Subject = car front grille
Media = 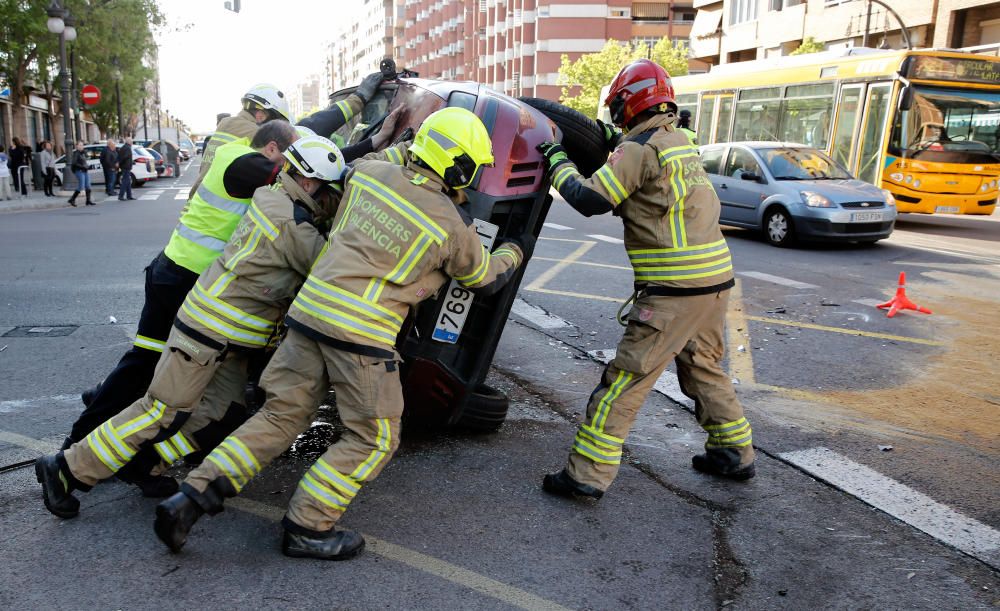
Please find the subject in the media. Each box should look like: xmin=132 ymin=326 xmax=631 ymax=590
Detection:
xmin=840 ymin=201 xmax=885 ymax=208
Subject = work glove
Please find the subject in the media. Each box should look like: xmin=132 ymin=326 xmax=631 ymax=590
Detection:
xmin=506 ymin=232 xmax=536 ymax=261
xmin=536 ymin=141 xmax=571 ymax=174
xmin=355 ymin=72 xmax=385 ymax=105
xmin=597 ymin=119 xmax=622 ymax=151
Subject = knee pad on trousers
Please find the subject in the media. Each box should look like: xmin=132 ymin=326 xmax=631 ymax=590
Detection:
xmin=180 ymin=479 xmax=234 ymax=516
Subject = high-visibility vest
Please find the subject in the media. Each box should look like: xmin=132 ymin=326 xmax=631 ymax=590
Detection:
xmin=164 ymin=140 xmax=254 ymax=274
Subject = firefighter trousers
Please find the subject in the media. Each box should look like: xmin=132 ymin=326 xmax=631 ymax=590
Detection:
xmin=566 ymin=289 xmax=754 ymax=491
xmin=63 ymin=327 xmax=250 ymax=488
xmin=69 ymin=251 xmax=199 ymax=443
xmin=183 ymin=328 xmax=403 ymax=535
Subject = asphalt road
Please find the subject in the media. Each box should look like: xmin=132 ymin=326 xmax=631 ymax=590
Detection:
xmin=0 ymin=162 xmax=998 ymax=608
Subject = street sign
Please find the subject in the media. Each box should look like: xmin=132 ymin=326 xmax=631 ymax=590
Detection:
xmin=81 ymin=84 xmax=101 ymax=106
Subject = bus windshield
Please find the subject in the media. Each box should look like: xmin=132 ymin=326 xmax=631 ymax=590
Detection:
xmin=760 ymin=147 xmax=852 ymax=180
xmin=889 ymin=86 xmax=1000 ymax=162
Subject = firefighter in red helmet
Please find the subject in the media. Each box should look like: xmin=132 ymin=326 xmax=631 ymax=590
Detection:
xmin=536 ymin=59 xmax=756 ymax=499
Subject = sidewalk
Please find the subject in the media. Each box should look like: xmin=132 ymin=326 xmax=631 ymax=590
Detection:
xmin=0 ymin=185 xmax=116 ymax=214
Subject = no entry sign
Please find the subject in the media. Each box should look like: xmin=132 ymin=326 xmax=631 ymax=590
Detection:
xmin=81 ymin=84 xmax=101 ymax=106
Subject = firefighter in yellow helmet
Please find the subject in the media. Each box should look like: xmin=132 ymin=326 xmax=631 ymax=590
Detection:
xmin=35 ymin=136 xmax=349 ymax=519
xmin=154 ymin=107 xmax=533 ymax=560
xmin=537 ymin=59 xmax=755 ymax=501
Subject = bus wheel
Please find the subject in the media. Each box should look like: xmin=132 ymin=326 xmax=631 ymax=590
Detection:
xmin=764 ymin=208 xmax=796 ymax=247
xmin=518 ymin=97 xmax=608 ymax=177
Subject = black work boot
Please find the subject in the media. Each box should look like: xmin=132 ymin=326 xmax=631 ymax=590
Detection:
xmin=85 ymin=189 xmax=94 ymax=206
xmin=154 ymin=491 xmax=204 ymax=553
xmin=542 ymin=469 xmax=604 ymax=499
xmin=68 ymin=191 xmax=78 ymax=207
xmin=35 ymin=455 xmax=80 ymax=518
xmin=281 ymin=527 xmax=365 ymax=561
xmin=691 ymin=454 xmax=756 ymax=481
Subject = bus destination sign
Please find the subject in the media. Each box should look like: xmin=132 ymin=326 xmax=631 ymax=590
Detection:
xmin=907 ymin=56 xmax=1000 ymax=85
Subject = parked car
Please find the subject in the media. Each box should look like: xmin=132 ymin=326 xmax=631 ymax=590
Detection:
xmin=196 ymin=137 xmax=208 ymax=155
xmin=54 ymin=143 xmax=157 ymax=187
xmin=179 ymin=138 xmax=195 ymax=161
xmin=322 ymin=71 xmax=607 ymax=432
xmin=699 ymin=142 xmax=897 ymax=246
xmin=141 ymin=146 xmax=166 ymax=176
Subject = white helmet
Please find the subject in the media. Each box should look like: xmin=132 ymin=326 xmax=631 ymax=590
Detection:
xmin=283 ymin=135 xmax=346 ymax=182
xmin=242 ymin=83 xmax=291 ymax=121
xmin=294 ymin=125 xmax=316 ymax=139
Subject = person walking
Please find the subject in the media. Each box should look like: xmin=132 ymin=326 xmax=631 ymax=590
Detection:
xmin=100 ymin=140 xmax=118 ymax=196
xmin=117 ymin=136 xmax=135 ymax=201
xmin=0 ymin=146 xmax=12 ymax=200
xmin=10 ymin=138 xmax=27 ymax=196
xmin=40 ymin=141 xmax=57 ymax=197
xmin=67 ymin=141 xmax=94 ymax=206
xmin=536 ymin=59 xmax=755 ymax=502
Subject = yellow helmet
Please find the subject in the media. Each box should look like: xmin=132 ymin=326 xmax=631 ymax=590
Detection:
xmin=408 ymin=107 xmax=494 ymax=189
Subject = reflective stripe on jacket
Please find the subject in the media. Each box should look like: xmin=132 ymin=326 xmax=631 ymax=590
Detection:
xmin=286 ymin=159 xmax=523 ymax=351
xmin=164 ymin=141 xmax=255 ymax=274
xmin=552 ymin=114 xmax=733 ymax=293
xmin=175 ymin=172 xmax=330 ymax=348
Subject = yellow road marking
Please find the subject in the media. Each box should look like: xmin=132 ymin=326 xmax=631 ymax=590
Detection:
xmin=525 ymin=241 xmax=630 ymax=303
xmin=538 ymin=236 xmax=592 ymax=243
xmin=526 ymin=287 xmax=624 ymax=302
xmin=745 ymin=316 xmax=945 ymax=346
xmin=532 ymin=256 xmax=632 ymax=271
xmin=3 ymin=430 xmax=571 ymax=611
xmin=726 ymin=279 xmax=756 ymax=385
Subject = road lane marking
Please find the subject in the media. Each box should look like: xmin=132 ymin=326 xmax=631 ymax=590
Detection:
xmin=0 ymin=429 xmax=571 ymax=611
xmin=586 ymin=234 xmax=625 ymax=244
xmin=588 ymin=349 xmax=693 ymax=408
xmin=780 ymin=447 xmax=1000 ymax=570
xmin=726 ymin=279 xmax=756 ymax=385
xmin=852 ymin=298 xmax=884 ymax=308
xmin=538 ymin=237 xmax=592 ymax=243
xmin=737 ymin=271 xmax=819 ymax=289
xmin=174 ymin=193 xmax=188 ymax=200
xmin=745 ymin=316 xmax=945 ymax=346
xmin=531 ymin=256 xmax=631 ymax=271
xmin=511 ymin=298 xmax=573 ymax=329
xmin=0 ymin=394 xmax=76 ymax=414
xmin=542 ymin=222 xmax=573 ymax=231
xmin=139 ymin=194 xmax=159 ymax=200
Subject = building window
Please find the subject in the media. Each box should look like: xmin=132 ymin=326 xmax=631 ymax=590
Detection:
xmin=769 ymin=0 xmax=801 ymax=10
xmin=729 ymin=0 xmax=759 ymax=25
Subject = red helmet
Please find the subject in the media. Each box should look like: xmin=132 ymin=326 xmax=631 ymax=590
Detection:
xmin=604 ymin=59 xmax=676 ymax=128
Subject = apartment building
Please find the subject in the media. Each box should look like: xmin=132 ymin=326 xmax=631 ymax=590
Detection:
xmin=690 ymin=0 xmax=1000 ymax=66
xmin=289 ymin=75 xmax=323 ymax=121
xmin=328 ymin=0 xmax=396 ymax=92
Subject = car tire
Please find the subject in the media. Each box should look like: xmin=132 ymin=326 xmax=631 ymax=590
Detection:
xmin=517 ymin=97 xmax=608 ymax=177
xmin=131 ymin=173 xmax=141 ymax=187
xmin=455 ymin=383 xmax=510 ymax=433
xmin=763 ymin=207 xmax=796 ymax=247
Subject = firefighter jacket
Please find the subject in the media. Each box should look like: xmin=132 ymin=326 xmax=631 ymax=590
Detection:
xmin=174 ymin=171 xmax=332 ymax=351
xmin=192 ymin=110 xmax=260 ymax=198
xmin=551 ymin=114 xmax=734 ymax=295
xmin=285 ymin=159 xmax=524 ymax=358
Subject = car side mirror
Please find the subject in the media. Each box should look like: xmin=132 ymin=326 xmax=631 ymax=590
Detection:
xmin=740 ymin=171 xmax=764 ymax=183
xmin=898 ymin=85 xmax=914 ymax=111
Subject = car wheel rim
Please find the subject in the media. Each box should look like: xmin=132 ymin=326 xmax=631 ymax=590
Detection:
xmin=768 ymin=214 xmax=788 ymax=242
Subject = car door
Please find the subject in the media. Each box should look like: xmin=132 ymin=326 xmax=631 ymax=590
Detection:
xmin=699 ymin=146 xmax=735 ymax=222
xmin=720 ymin=146 xmax=768 ymax=225
xmin=86 ymin=147 xmax=104 ymax=185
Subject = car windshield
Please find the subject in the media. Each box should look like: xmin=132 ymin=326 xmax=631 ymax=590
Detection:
xmin=759 ymin=147 xmax=851 ymax=180
xmin=889 ymin=86 xmax=1000 ymax=162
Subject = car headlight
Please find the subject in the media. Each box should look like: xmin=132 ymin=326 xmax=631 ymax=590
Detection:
xmin=881 ymin=189 xmax=896 ymax=206
xmin=801 ymin=191 xmax=834 ymax=208
xmin=913 ymin=179 xmax=921 ymax=188
xmin=889 ymin=172 xmax=904 ymax=182
xmin=990 ymin=179 xmax=998 ymax=189
xmin=905 ymin=175 xmax=913 ymax=183
xmin=982 ymin=183 xmax=989 ymax=192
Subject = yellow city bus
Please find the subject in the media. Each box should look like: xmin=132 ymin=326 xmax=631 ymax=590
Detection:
xmin=661 ymin=48 xmax=1000 ymax=215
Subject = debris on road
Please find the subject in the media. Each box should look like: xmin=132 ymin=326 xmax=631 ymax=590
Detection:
xmin=109 ymin=315 xmax=117 ymax=324
xmin=878 ymin=445 xmax=894 ymax=452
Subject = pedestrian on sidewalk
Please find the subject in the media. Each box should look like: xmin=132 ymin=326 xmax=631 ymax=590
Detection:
xmin=40 ymin=141 xmax=57 ymax=197
xmin=67 ymin=141 xmax=93 ymax=206
xmin=10 ymin=138 xmax=28 ymax=196
xmin=537 ymin=59 xmax=755 ymax=502
xmin=118 ymin=136 xmax=134 ymax=200
xmin=0 ymin=146 xmax=12 ymax=200
xmin=100 ymin=139 xmax=118 ymax=196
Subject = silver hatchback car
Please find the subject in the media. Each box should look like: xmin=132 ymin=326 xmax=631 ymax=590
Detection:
xmin=700 ymin=142 xmax=897 ymax=246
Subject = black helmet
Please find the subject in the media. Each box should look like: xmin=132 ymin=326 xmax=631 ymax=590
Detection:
xmin=679 ymin=109 xmax=692 ymax=119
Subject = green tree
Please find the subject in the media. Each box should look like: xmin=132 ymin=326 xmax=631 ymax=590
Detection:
xmin=557 ymin=38 xmax=690 ymax=119
xmin=0 ymin=0 xmax=59 ymax=143
xmin=791 ymin=37 xmax=825 ymax=56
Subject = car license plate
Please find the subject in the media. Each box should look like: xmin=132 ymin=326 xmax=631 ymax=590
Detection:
xmin=934 ymin=205 xmax=960 ymax=214
xmin=850 ymin=211 xmax=884 ymax=222
xmin=432 ymin=219 xmax=500 ymax=344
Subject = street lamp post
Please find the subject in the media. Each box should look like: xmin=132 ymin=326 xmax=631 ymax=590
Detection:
xmin=46 ymin=0 xmax=77 ymax=192
xmin=111 ymin=57 xmax=124 ymax=137
xmin=70 ymin=42 xmax=81 ymax=141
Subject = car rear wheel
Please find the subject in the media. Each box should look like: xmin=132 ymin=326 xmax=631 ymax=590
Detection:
xmin=517 ymin=97 xmax=608 ymax=177
xmin=455 ymin=383 xmax=510 ymax=433
xmin=763 ymin=208 xmax=795 ymax=247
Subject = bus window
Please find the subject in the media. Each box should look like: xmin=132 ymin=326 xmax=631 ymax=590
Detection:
xmin=734 ymin=87 xmax=781 ymax=141
xmin=857 ymin=83 xmax=892 ymax=184
xmin=831 ymin=85 xmax=863 ymax=170
xmin=697 ymin=96 xmax=716 ymax=145
xmin=676 ymin=93 xmax=698 ymax=125
xmin=716 ymin=96 xmax=734 ymax=143
xmin=778 ymin=83 xmax=834 ymax=148
xmin=888 ymin=86 xmax=1000 ymax=163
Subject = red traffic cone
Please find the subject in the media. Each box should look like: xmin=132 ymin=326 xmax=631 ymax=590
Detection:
xmin=876 ymin=272 xmax=932 ymax=318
